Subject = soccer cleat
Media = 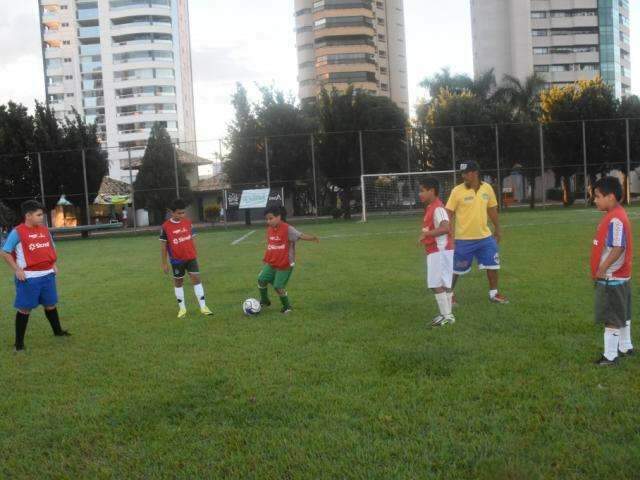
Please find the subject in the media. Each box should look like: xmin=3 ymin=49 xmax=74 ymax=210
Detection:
xmin=260 ymin=299 xmax=272 ymax=307
xmin=14 ymin=346 xmax=25 ymax=354
xmin=490 ymin=293 xmax=510 ymax=304
xmin=432 ymin=314 xmax=454 ymax=327
xmin=200 ymin=306 xmax=214 ymax=316
xmin=55 ymin=330 xmax=71 ymax=337
xmin=281 ymin=307 xmax=292 ymax=315
xmin=177 ymin=306 xmax=187 ymax=318
xmin=618 ymin=348 xmax=634 ymax=357
xmin=595 ymin=355 xmax=618 ymax=366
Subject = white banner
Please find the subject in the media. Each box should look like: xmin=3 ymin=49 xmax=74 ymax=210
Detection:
xmin=239 ymin=189 xmax=271 ymax=209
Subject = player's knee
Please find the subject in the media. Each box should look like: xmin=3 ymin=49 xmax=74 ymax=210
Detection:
xmin=174 ymin=278 xmax=184 ymax=287
xmin=276 ymin=288 xmax=286 ymax=296
xmin=258 ymin=281 xmax=267 ymax=288
xmin=18 ymin=309 xmax=30 ymax=315
xmin=44 ymin=305 xmax=56 ymax=311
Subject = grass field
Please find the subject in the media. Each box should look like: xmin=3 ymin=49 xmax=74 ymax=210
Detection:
xmin=1 ymin=207 xmax=639 ymax=479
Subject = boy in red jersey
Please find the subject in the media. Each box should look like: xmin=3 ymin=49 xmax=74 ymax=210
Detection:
xmin=1 ymin=200 xmax=71 ymax=352
xmin=591 ymin=177 xmax=634 ymax=366
xmin=160 ymin=199 xmax=213 ymax=318
xmin=418 ymin=178 xmax=455 ymax=327
xmin=258 ymin=206 xmax=319 ymax=314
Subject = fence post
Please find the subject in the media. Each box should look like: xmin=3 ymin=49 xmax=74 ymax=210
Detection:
xmin=310 ymin=134 xmax=319 ymax=218
xmin=495 ymin=124 xmax=501 ymax=211
xmin=128 ymin=148 xmax=138 ymax=231
xmin=539 ymin=123 xmax=546 ymax=208
xmin=36 ymin=152 xmax=48 ymax=225
xmin=451 ymin=126 xmax=457 ymax=184
xmin=81 ymin=149 xmax=91 ymax=225
xmin=626 ymin=118 xmax=631 ymax=205
xmin=358 ymin=130 xmax=364 ymax=176
xmin=265 ymin=137 xmax=271 ymax=188
xmin=173 ymin=142 xmax=180 ymax=198
xmin=406 ymin=128 xmax=411 ymax=173
xmin=582 ymin=120 xmax=588 ymax=206
xmin=223 ymin=188 xmax=228 ymax=230
xmin=360 ymin=174 xmax=367 ymax=223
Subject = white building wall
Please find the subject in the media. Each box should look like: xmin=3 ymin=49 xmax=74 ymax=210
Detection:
xmin=39 ymin=0 xmax=196 ymax=184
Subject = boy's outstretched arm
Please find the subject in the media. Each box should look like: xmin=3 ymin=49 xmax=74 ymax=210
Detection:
xmin=300 ymin=233 xmax=320 ymax=243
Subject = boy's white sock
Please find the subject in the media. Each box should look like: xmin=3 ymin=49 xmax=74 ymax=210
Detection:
xmin=620 ymin=320 xmax=633 ymax=352
xmin=194 ymin=284 xmax=207 ymax=308
xmin=604 ymin=328 xmax=620 ymax=361
xmin=175 ymin=287 xmax=185 ymax=307
xmin=435 ymin=292 xmax=450 ymax=316
xmin=489 ymin=289 xmax=498 ymax=300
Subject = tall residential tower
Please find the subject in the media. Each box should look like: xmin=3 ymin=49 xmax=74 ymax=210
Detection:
xmin=39 ymin=0 xmax=196 ymax=182
xmin=470 ymin=0 xmax=631 ymax=97
xmin=294 ymin=0 xmax=409 ymax=113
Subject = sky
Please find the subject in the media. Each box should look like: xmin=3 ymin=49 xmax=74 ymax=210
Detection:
xmin=0 ymin=0 xmax=638 ymax=161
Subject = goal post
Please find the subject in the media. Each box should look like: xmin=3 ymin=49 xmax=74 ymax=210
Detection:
xmin=360 ymin=170 xmax=457 ymax=222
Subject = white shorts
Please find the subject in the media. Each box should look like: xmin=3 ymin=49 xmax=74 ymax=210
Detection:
xmin=426 ymin=250 xmax=454 ymax=289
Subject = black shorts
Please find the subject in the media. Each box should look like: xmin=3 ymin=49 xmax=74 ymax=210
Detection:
xmin=594 ymin=281 xmax=631 ymax=328
xmin=172 ymin=259 xmax=200 ymax=279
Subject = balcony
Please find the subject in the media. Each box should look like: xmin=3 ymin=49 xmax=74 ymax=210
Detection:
xmin=77 ymin=8 xmax=99 ymax=21
xmin=80 ymin=44 xmax=102 ymax=55
xmin=78 ymin=26 xmax=101 ymax=38
xmin=313 ymin=1 xmax=372 ymax=12
xmin=110 ymin=0 xmax=171 ymax=10
xmin=42 ymin=11 xmax=59 ymax=23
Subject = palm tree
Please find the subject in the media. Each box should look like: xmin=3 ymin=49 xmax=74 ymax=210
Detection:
xmin=494 ymin=74 xmax=547 ymax=208
xmin=494 ymin=74 xmax=546 ymax=121
xmin=420 ymin=67 xmax=497 ymax=102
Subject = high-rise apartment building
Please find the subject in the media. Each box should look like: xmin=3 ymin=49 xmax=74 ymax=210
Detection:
xmin=470 ymin=0 xmax=631 ymax=97
xmin=38 ymin=0 xmax=196 ymax=182
xmin=294 ymin=0 xmax=409 ymax=114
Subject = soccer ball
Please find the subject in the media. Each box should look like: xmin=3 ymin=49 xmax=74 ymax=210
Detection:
xmin=243 ymin=298 xmax=261 ymax=316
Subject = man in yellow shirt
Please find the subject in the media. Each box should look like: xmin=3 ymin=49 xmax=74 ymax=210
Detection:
xmin=445 ymin=161 xmax=509 ymax=304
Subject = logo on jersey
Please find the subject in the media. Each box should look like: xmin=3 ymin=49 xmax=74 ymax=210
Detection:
xmin=28 ymin=241 xmax=51 ymax=251
xmin=482 ymin=193 xmax=490 ymax=201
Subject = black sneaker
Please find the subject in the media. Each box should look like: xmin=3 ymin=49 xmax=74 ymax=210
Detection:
xmin=281 ymin=307 xmax=292 ymax=315
xmin=14 ymin=345 xmax=25 ymax=354
xmin=55 ymin=330 xmax=72 ymax=337
xmin=595 ymin=355 xmax=618 ymax=366
xmin=618 ymin=348 xmax=634 ymax=357
xmin=260 ymin=300 xmax=272 ymax=307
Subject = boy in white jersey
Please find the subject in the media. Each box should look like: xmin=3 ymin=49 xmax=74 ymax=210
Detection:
xmin=418 ymin=178 xmax=455 ymax=327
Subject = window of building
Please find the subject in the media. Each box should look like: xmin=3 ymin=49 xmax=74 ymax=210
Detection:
xmin=531 ymin=11 xmax=547 ymax=18
xmin=533 ymin=47 xmax=548 ymax=55
xmin=534 ymin=65 xmax=549 ymax=72
xmin=532 ymin=29 xmax=547 ymax=36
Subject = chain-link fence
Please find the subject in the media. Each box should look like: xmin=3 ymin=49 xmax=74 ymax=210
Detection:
xmin=1 ymin=118 xmax=639 ymax=230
